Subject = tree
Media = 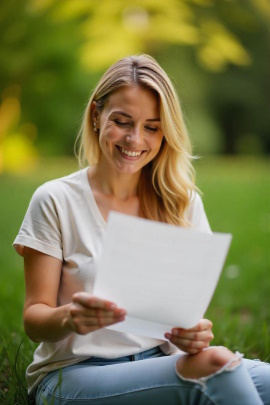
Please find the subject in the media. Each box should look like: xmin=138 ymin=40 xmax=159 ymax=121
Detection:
xmin=0 ymin=0 xmax=269 ymax=159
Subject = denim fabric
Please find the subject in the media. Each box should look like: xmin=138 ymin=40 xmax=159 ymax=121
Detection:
xmin=35 ymin=347 xmax=270 ymax=405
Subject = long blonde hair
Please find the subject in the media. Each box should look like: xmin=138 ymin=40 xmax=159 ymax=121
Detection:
xmin=76 ymin=54 xmax=197 ymax=226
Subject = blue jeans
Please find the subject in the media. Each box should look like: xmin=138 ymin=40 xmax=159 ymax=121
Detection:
xmin=35 ymin=347 xmax=270 ymax=404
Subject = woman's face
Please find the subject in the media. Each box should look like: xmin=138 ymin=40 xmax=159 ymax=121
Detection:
xmin=94 ymin=85 xmax=164 ymax=175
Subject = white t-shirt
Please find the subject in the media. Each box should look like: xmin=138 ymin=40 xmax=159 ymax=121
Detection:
xmin=13 ymin=168 xmax=212 ymax=394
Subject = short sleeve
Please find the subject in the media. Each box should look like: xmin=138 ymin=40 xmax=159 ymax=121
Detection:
xmin=13 ymin=183 xmax=63 ymax=260
xmin=186 ymin=192 xmax=212 ymax=234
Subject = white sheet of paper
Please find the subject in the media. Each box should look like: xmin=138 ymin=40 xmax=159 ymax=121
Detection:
xmin=94 ymin=212 xmax=232 ymax=340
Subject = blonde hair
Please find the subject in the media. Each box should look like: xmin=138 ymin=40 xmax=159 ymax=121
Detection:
xmin=76 ymin=54 xmax=197 ymax=226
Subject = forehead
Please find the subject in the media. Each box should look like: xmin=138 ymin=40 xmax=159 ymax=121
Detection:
xmin=105 ymin=85 xmax=160 ymax=116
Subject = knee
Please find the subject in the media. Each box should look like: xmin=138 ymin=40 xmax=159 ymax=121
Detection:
xmin=206 ymin=346 xmax=237 ymax=369
xmin=176 ymin=347 xmax=240 ymax=380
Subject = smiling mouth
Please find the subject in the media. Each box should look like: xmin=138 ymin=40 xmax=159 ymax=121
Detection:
xmin=116 ymin=146 xmax=145 ymax=157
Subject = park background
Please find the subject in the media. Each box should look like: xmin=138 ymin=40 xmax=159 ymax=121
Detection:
xmin=0 ymin=0 xmax=269 ymax=403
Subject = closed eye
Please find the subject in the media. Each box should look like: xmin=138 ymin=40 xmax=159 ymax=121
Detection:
xmin=114 ymin=120 xmax=131 ymax=127
xmin=145 ymin=126 xmax=159 ymax=132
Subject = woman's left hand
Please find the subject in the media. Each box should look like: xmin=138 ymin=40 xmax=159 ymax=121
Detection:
xmin=164 ymin=319 xmax=214 ymax=355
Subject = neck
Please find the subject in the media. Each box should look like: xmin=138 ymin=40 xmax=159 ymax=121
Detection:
xmin=88 ymin=163 xmax=141 ymax=201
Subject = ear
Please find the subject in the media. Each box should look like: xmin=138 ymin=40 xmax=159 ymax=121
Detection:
xmin=91 ymin=101 xmax=100 ymax=130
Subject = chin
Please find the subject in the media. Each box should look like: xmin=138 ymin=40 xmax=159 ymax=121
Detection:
xmin=113 ymin=161 xmax=142 ymax=174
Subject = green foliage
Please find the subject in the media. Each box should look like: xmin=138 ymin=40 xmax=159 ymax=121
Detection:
xmin=0 ymin=0 xmax=96 ymax=156
xmin=0 ymin=93 xmax=38 ymax=174
xmin=0 ymin=0 xmax=269 ymax=154
xmin=0 ymin=157 xmax=269 ymax=402
xmin=44 ymin=0 xmax=252 ymax=72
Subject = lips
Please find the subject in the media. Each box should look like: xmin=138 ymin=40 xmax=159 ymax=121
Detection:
xmin=116 ymin=145 xmax=145 ymax=157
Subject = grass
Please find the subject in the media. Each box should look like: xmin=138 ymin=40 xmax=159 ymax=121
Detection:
xmin=0 ymin=156 xmax=269 ymax=403
xmin=196 ymin=156 xmax=270 ymax=359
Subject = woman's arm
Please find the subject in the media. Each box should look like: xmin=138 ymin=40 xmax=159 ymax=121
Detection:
xmin=23 ymin=247 xmax=126 ymax=343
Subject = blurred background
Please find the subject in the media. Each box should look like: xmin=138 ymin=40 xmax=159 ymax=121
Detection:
xmin=0 ymin=0 xmax=270 ymax=167
xmin=0 ymin=0 xmax=269 ymax=402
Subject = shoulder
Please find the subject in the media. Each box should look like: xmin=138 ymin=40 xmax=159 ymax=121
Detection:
xmin=185 ymin=191 xmax=212 ymax=234
xmin=31 ymin=168 xmax=88 ymax=205
xmin=187 ymin=191 xmax=204 ymax=214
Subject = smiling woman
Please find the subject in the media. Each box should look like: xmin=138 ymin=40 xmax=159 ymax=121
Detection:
xmin=13 ymin=55 xmax=270 ymax=404
xmin=77 ymin=55 xmax=196 ymax=226
xmin=92 ymin=86 xmax=163 ymax=176
xmin=106 ymin=107 xmax=162 ymax=161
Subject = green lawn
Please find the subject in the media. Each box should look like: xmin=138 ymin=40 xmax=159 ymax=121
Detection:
xmin=0 ymin=156 xmax=269 ymax=403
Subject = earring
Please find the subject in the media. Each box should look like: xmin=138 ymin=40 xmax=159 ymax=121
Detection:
xmin=93 ymin=122 xmax=97 ymax=132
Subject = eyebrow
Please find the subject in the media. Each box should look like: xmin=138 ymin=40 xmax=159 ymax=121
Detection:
xmin=112 ymin=111 xmax=160 ymax=122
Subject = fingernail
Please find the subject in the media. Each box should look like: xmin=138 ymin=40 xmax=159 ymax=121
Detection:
xmin=172 ymin=329 xmax=178 ymax=336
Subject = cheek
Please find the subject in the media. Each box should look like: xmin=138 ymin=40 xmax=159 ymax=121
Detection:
xmin=150 ymin=134 xmax=164 ymax=151
xmin=99 ymin=125 xmax=120 ymax=146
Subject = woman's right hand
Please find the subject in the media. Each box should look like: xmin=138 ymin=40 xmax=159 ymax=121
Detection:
xmin=63 ymin=292 xmax=126 ymax=335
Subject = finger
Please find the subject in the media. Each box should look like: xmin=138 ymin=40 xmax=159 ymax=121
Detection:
xmin=179 ymin=319 xmax=213 ymax=333
xmin=170 ymin=329 xmax=214 ymax=342
xmin=165 ymin=334 xmax=209 ymax=349
xmin=95 ymin=308 xmax=126 ymax=327
xmin=164 ymin=333 xmax=210 ymax=353
xmin=77 ymin=315 xmax=126 ymax=327
xmin=65 ymin=307 xmax=126 ymax=332
xmin=84 ymin=308 xmax=126 ymax=319
xmin=173 ymin=337 xmax=209 ymax=350
xmin=72 ymin=308 xmax=117 ymax=318
xmin=70 ymin=306 xmax=126 ymax=324
xmin=95 ymin=308 xmax=124 ymax=327
xmin=72 ymin=293 xmax=117 ymax=311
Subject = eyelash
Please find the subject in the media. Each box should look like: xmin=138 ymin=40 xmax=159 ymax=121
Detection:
xmin=114 ymin=120 xmax=130 ymax=127
xmin=114 ymin=120 xmax=158 ymax=132
xmin=145 ymin=126 xmax=158 ymax=132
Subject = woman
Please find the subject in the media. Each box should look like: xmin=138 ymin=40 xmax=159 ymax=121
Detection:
xmin=14 ymin=55 xmax=270 ymax=404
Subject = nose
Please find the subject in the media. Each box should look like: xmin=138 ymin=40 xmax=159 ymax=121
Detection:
xmin=125 ymin=125 xmax=143 ymax=145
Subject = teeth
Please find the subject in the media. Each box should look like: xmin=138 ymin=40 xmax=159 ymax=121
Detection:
xmin=121 ymin=147 xmax=142 ymax=157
